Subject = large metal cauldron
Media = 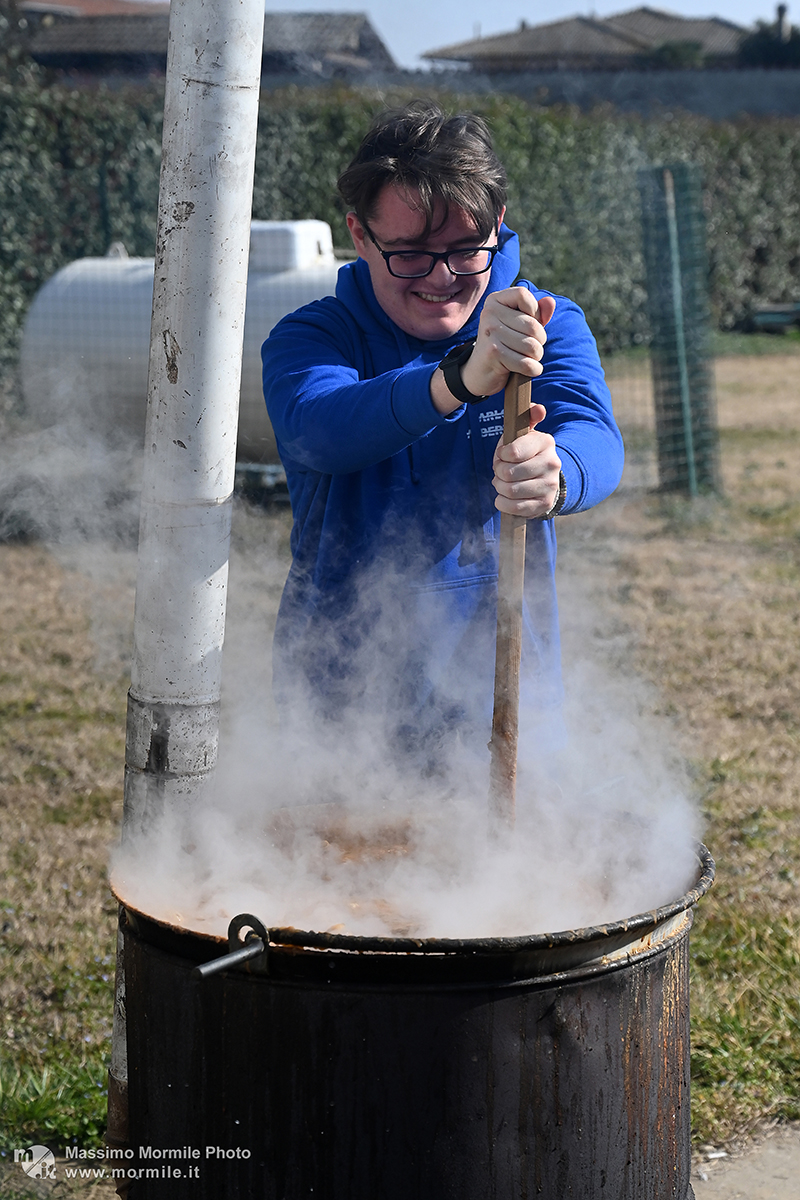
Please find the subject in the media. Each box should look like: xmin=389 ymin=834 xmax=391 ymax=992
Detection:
xmin=120 ymin=845 xmax=714 ymax=1200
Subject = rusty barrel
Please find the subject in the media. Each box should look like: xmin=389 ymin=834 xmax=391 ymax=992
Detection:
xmin=120 ymin=844 xmax=714 ymax=1199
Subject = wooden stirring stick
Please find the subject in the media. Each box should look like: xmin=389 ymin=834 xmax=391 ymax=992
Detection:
xmin=488 ymin=372 xmax=531 ymax=830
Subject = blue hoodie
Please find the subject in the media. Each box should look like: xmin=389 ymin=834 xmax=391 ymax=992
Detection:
xmin=262 ymin=225 xmax=623 ymax=755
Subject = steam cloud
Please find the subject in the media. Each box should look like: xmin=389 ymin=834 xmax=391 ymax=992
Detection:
xmin=1 ymin=381 xmax=699 ymax=941
xmin=112 ymin=511 xmax=700 ymax=941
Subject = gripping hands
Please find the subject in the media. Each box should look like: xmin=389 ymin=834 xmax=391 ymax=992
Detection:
xmin=492 ymin=400 xmax=562 ymax=519
xmin=430 ymin=288 xmax=562 ymax=519
xmin=462 ymin=286 xmax=556 ymax=400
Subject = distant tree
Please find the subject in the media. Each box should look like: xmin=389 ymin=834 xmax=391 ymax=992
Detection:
xmin=643 ymin=41 xmax=705 ymax=69
xmin=0 ymin=0 xmax=40 ymax=84
xmin=738 ymin=19 xmax=800 ymax=67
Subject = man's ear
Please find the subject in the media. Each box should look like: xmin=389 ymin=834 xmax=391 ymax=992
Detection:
xmin=496 ymin=204 xmax=507 ymax=232
xmin=346 ymin=211 xmax=367 ymax=260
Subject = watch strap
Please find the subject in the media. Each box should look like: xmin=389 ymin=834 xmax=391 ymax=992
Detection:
xmin=539 ymin=471 xmax=567 ymax=520
xmin=439 ymin=340 xmax=486 ymax=405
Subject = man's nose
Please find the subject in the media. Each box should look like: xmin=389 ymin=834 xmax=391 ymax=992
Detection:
xmin=426 ymin=257 xmax=458 ymax=284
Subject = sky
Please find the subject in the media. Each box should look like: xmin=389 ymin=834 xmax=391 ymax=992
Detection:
xmin=263 ymin=1 xmax=787 ymax=69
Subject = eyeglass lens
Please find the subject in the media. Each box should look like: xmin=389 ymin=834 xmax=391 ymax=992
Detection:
xmin=387 ymin=248 xmax=494 ymax=278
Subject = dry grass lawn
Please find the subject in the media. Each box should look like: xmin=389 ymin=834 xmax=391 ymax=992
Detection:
xmin=562 ymin=346 xmax=800 ymax=1144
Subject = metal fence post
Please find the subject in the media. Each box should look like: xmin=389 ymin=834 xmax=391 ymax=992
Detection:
xmin=638 ymin=162 xmax=721 ymax=495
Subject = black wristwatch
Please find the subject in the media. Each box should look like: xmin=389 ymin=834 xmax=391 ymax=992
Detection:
xmin=539 ymin=471 xmax=567 ymax=520
xmin=439 ymin=340 xmax=487 ymax=405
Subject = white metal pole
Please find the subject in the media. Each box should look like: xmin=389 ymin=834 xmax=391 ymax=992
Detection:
xmin=108 ymin=0 xmax=264 ymax=1165
xmin=124 ymin=0 xmax=264 ymax=834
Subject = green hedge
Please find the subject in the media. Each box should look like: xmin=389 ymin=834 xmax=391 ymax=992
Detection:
xmin=2 ymin=80 xmax=800 ymax=377
xmin=0 ymin=79 xmax=163 ymax=379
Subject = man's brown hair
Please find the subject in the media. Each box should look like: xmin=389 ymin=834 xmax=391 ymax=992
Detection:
xmin=337 ymin=100 xmax=507 ymax=241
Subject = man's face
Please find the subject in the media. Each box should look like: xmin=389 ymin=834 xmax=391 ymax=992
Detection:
xmin=347 ymin=184 xmax=504 ymax=342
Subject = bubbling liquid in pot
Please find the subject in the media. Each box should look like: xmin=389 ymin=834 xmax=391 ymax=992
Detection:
xmin=112 ymin=773 xmax=693 ymax=942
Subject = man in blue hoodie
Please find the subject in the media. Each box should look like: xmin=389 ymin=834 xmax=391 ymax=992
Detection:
xmin=262 ymin=101 xmax=623 ymax=769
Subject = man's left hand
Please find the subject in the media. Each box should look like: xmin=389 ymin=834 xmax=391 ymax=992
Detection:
xmin=492 ymin=403 xmax=562 ymax=519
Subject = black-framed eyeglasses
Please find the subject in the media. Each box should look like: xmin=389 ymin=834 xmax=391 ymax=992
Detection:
xmin=361 ymin=219 xmax=499 ymax=279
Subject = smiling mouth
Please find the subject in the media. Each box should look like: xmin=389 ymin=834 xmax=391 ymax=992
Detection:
xmin=414 ymin=290 xmax=460 ymax=304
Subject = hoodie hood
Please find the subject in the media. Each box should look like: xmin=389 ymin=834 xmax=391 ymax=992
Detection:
xmin=334 ymin=223 xmax=522 ymax=355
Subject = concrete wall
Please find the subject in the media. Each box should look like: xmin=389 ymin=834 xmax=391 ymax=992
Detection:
xmin=422 ymin=69 xmax=800 ymax=121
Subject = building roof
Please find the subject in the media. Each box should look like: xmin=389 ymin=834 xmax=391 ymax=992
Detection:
xmin=261 ymin=11 xmax=396 ymax=71
xmin=26 ymin=8 xmax=397 ymax=73
xmin=427 ymin=16 xmax=647 ymax=63
xmin=21 ymin=0 xmax=169 ymax=16
xmin=29 ymin=13 xmax=168 ymax=55
xmin=605 ymin=7 xmax=745 ymax=56
xmin=424 ymin=6 xmax=746 ymax=69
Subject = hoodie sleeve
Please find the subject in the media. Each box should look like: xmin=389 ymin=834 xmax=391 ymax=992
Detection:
xmin=523 ymin=285 xmax=625 ymax=515
xmin=261 ymin=299 xmax=457 ymax=476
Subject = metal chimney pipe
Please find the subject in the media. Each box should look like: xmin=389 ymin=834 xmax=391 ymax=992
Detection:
xmin=107 ymin=0 xmax=264 ymax=1166
xmin=777 ymin=4 xmax=790 ymax=42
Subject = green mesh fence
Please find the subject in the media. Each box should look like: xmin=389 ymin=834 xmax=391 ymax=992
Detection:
xmin=638 ymin=163 xmax=721 ymax=495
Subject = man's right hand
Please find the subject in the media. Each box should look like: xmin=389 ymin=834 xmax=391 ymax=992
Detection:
xmin=461 ymin=287 xmax=556 ymax=399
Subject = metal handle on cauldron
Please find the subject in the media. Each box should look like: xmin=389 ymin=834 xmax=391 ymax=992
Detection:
xmin=488 ymin=371 xmax=531 ymax=831
xmin=192 ymin=913 xmax=269 ymax=980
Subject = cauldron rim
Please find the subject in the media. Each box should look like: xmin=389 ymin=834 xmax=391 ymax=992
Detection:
xmin=113 ymin=842 xmax=714 ymax=959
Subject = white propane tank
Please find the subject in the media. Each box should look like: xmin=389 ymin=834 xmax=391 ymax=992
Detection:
xmin=20 ymin=220 xmax=342 ymax=463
